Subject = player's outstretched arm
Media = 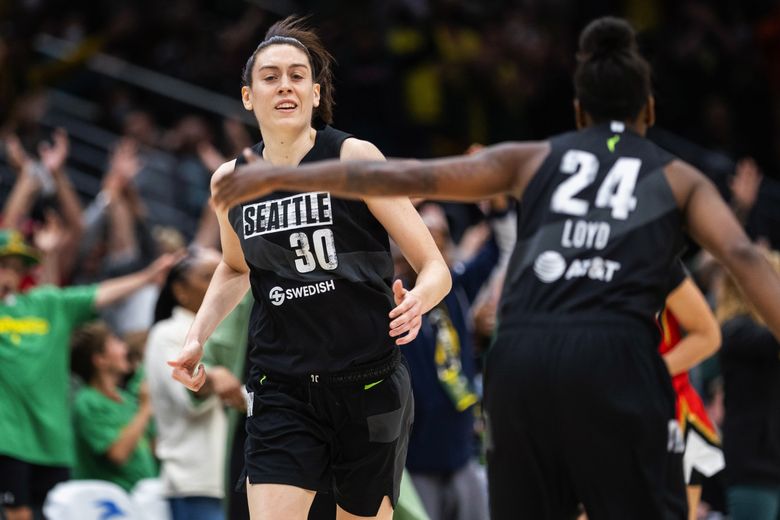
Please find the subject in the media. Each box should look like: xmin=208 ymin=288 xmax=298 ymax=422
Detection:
xmin=212 ymin=142 xmax=550 ymax=209
xmin=169 ymin=160 xmax=251 ymax=391
xmin=666 ymin=160 xmax=780 ymax=341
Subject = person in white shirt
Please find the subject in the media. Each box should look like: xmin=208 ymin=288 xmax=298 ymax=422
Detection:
xmin=145 ymin=248 xmax=239 ymax=520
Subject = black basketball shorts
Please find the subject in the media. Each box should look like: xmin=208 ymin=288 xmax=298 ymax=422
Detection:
xmin=241 ymin=358 xmax=414 ymax=517
xmin=484 ymin=315 xmax=688 ymax=520
xmin=0 ymin=455 xmax=70 ymax=509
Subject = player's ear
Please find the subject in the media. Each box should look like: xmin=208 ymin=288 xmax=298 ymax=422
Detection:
xmin=312 ymin=83 xmax=320 ymax=108
xmin=644 ymin=95 xmax=656 ymax=128
xmin=242 ymin=86 xmax=253 ymax=111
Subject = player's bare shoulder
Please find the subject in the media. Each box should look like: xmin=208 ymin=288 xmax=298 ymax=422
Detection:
xmin=210 ymin=159 xmax=238 ymax=192
xmin=662 ymin=158 xmax=710 ymax=211
xmin=340 ymin=137 xmax=385 ymax=162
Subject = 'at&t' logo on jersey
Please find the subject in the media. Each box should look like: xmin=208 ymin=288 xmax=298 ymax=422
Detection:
xmin=533 ymin=251 xmax=568 ymax=282
xmin=533 ymin=251 xmax=621 ymax=284
xmin=269 ymin=280 xmax=336 ymax=306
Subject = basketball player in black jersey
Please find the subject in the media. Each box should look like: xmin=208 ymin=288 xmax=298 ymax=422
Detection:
xmin=169 ymin=17 xmax=451 ymax=520
xmin=212 ymin=16 xmax=780 ymax=520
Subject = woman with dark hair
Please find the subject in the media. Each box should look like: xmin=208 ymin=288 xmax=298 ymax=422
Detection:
xmin=71 ymin=322 xmax=156 ymax=492
xmin=152 ymin=250 xmax=219 ymax=324
xmin=212 ymin=16 xmax=780 ymax=520
xmin=144 ymin=249 xmax=236 ymax=520
xmin=169 ymin=16 xmax=451 ymax=520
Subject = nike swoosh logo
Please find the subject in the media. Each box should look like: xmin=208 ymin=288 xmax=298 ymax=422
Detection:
xmin=364 ymin=379 xmax=384 ymax=390
xmin=607 ymin=134 xmax=621 ymax=153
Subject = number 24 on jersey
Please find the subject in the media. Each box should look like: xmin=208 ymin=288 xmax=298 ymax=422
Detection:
xmin=551 ymin=149 xmax=642 ymax=220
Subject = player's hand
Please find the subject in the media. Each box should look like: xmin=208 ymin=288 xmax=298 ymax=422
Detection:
xmin=389 ymin=279 xmax=423 ymax=345
xmin=168 ymin=341 xmax=207 ymax=391
xmin=211 ymin=148 xmax=275 ymax=210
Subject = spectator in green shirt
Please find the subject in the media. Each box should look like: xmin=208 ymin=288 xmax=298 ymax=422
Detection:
xmin=71 ymin=322 xmax=157 ymax=492
xmin=0 ymin=229 xmax=174 ymax=520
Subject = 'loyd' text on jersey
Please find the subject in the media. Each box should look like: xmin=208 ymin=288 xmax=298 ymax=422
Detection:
xmin=243 ymin=192 xmax=333 ymax=238
xmin=561 ymin=219 xmax=611 ymax=250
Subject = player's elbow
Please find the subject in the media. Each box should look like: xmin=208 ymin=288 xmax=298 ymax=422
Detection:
xmin=721 ymin=239 xmax=762 ymax=272
xmin=434 ymin=258 xmax=453 ymax=297
xmin=219 ymin=258 xmax=250 ymax=277
xmin=725 ymin=237 xmax=761 ymax=264
xmin=443 ymin=266 xmax=453 ymax=295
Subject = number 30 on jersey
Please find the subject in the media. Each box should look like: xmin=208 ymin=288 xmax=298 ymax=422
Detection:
xmin=290 ymin=229 xmax=338 ymax=273
xmin=551 ymin=149 xmax=642 ymax=220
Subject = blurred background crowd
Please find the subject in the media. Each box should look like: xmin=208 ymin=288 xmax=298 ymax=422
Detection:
xmin=1 ymin=0 xmax=780 ymax=519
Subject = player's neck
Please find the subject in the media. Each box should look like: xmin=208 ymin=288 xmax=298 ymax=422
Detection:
xmin=578 ymin=109 xmax=649 ymax=137
xmin=625 ymin=120 xmax=647 ymax=136
xmin=260 ymin=125 xmax=317 ymax=167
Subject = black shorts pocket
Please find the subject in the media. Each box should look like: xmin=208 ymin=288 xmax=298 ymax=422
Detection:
xmin=363 ymin=361 xmax=411 ymax=442
xmin=367 ymin=407 xmax=404 ymax=442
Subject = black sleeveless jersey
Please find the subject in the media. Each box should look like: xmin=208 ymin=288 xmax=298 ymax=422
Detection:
xmin=228 ymin=126 xmax=395 ymax=378
xmin=500 ymin=121 xmax=684 ymax=328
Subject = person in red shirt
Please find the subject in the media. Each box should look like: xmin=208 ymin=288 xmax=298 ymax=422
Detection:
xmin=659 ymin=268 xmax=724 ymax=520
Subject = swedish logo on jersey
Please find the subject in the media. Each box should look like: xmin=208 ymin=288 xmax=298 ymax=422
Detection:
xmin=268 ymin=280 xmax=336 ymax=306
